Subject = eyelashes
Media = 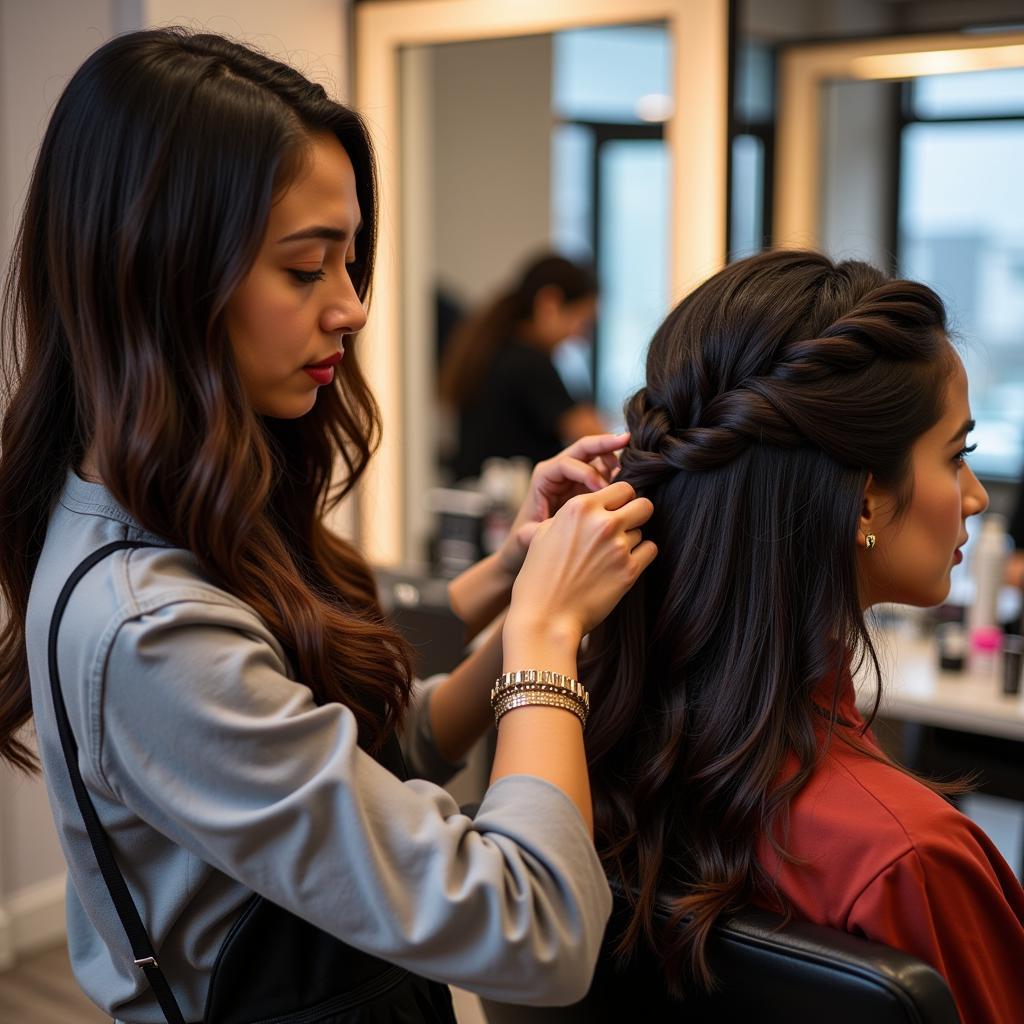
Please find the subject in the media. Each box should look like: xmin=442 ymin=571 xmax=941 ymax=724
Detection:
xmin=288 ymin=268 xmax=326 ymax=284
xmin=954 ymin=443 xmax=977 ymax=466
xmin=287 ymin=262 xmax=361 ymax=286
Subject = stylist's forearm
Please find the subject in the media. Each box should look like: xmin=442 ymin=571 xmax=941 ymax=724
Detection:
xmin=448 ymin=552 xmax=515 ymax=641
xmin=491 ymin=707 xmax=592 ymax=835
xmin=428 ymin=615 xmax=505 ymax=763
xmin=490 ymin=619 xmax=593 ymax=834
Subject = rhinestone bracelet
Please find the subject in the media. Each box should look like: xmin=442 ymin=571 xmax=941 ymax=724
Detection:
xmin=490 ymin=670 xmax=590 ymax=729
xmin=493 ymin=690 xmax=589 ymax=729
xmin=490 ymin=670 xmax=589 ymax=711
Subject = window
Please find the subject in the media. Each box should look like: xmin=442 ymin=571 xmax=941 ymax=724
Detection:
xmin=898 ymin=68 xmax=1024 ymax=478
xmin=551 ymin=26 xmax=671 ymax=424
xmin=729 ymin=41 xmax=774 ymax=260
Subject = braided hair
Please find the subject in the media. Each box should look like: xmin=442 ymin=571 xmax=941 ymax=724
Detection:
xmin=582 ymin=250 xmax=957 ymax=992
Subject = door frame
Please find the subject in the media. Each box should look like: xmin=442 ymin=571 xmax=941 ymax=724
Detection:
xmin=774 ymin=30 xmax=1024 ymax=249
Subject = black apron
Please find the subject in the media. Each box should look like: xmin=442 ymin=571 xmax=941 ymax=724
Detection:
xmin=48 ymin=540 xmax=457 ymax=1024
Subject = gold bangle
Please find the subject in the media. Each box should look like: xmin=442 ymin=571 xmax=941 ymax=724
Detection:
xmin=491 ymin=670 xmax=590 ymax=729
xmin=490 ymin=670 xmax=590 ymax=712
xmin=493 ymin=686 xmax=588 ymax=717
xmin=493 ymin=688 xmax=588 ymax=729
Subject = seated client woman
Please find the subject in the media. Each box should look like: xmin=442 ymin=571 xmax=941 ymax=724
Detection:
xmin=583 ymin=250 xmax=1024 ymax=1023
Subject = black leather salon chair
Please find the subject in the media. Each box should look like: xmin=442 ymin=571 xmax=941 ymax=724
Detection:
xmin=482 ymin=896 xmax=960 ymax=1024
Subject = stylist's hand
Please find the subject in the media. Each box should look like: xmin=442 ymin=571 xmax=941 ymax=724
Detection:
xmin=496 ymin=432 xmax=630 ymax=577
xmin=505 ymin=481 xmax=656 ymax=656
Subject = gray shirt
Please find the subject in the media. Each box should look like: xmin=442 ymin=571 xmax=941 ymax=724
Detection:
xmin=27 ymin=473 xmax=611 ymax=1022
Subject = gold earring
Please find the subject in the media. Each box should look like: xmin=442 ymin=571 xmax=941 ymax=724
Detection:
xmin=865 ymin=533 xmax=876 ymax=550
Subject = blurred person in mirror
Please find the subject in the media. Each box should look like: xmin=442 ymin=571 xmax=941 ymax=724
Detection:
xmin=582 ymin=250 xmax=1023 ymax=1024
xmin=439 ymin=253 xmax=606 ymax=481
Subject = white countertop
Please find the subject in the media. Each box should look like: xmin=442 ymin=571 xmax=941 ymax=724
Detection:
xmin=856 ymin=630 xmax=1024 ymax=742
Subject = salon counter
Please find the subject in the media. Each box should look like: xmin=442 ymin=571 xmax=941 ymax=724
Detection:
xmin=856 ymin=630 xmax=1024 ymax=742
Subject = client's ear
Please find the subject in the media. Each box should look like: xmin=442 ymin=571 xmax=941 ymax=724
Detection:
xmin=857 ymin=473 xmax=885 ymax=549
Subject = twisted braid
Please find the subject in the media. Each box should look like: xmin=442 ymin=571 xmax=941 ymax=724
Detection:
xmin=620 ymin=278 xmax=948 ymax=489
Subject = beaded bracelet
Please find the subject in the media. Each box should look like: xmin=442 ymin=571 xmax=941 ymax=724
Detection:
xmin=493 ymin=690 xmax=589 ymax=728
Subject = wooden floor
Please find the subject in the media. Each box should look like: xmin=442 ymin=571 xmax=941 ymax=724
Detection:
xmin=0 ymin=944 xmax=109 ymax=1023
xmin=0 ymin=944 xmax=487 ymax=1024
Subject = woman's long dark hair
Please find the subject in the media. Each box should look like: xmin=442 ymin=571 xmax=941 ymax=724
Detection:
xmin=0 ymin=28 xmax=413 ymax=771
xmin=582 ymin=250 xmax=957 ymax=991
xmin=438 ymin=252 xmax=597 ymax=409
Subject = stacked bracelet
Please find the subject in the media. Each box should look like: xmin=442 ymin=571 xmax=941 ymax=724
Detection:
xmin=490 ymin=669 xmax=590 ymax=729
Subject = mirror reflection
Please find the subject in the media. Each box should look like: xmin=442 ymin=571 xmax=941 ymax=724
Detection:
xmin=399 ymin=25 xmax=672 ymax=566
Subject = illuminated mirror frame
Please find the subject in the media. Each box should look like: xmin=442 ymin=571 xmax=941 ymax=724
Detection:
xmin=354 ymin=0 xmax=730 ymax=565
xmin=775 ymin=30 xmax=1024 ymax=248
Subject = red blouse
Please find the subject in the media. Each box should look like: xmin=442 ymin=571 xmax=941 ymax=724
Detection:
xmin=755 ymin=678 xmax=1024 ymax=1024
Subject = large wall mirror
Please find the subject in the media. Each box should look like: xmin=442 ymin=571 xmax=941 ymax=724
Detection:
xmin=354 ymin=0 xmax=729 ymax=566
xmin=775 ymin=31 xmax=1024 ymax=482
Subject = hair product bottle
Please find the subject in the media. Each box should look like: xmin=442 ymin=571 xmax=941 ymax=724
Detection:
xmin=967 ymin=513 xmax=1010 ymax=672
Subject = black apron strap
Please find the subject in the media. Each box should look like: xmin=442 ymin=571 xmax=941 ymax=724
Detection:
xmin=48 ymin=540 xmax=187 ymax=1024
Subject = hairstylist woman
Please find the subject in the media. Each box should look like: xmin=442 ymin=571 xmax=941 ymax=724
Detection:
xmin=0 ymin=29 xmax=656 ymax=1024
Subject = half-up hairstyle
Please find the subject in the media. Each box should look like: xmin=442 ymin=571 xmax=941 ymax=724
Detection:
xmin=0 ymin=28 xmax=412 ymax=771
xmin=438 ymin=252 xmax=597 ymax=409
xmin=582 ymin=250 xmax=957 ymax=992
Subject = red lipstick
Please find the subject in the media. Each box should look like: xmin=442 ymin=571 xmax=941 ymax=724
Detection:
xmin=303 ymin=350 xmax=342 ymax=385
xmin=953 ymin=536 xmax=968 ymax=565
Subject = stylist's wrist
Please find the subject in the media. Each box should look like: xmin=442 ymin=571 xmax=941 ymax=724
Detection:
xmin=502 ymin=611 xmax=581 ymax=676
xmin=495 ymin=532 xmax=526 ymax=578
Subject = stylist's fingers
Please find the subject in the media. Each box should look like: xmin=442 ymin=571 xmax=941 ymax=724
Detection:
xmin=630 ymin=539 xmax=659 ymax=576
xmin=530 ymin=453 xmax=607 ymax=501
xmin=512 ymin=484 xmax=657 ymax=639
xmin=594 ymin=480 xmax=640 ymax=511
xmin=624 ymin=528 xmax=644 ymax=551
xmin=514 ymin=520 xmax=542 ymax=549
xmin=616 ymin=496 xmax=654 ymax=530
xmin=590 ymin=451 xmax=620 ymax=482
xmin=548 ymin=456 xmax=606 ymax=493
xmin=562 ymin=431 xmax=630 ymax=464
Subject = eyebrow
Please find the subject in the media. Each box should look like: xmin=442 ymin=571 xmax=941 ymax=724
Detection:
xmin=276 ymin=222 xmax=363 ymax=244
xmin=947 ymin=418 xmax=975 ymax=444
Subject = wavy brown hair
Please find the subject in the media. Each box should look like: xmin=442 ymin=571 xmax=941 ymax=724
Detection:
xmin=582 ymin=250 xmax=961 ymax=993
xmin=0 ymin=28 xmax=412 ymax=772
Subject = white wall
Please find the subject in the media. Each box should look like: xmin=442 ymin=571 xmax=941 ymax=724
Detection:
xmin=0 ymin=0 xmax=137 ymax=264
xmin=431 ymin=34 xmax=553 ymax=307
xmin=0 ymin=0 xmax=136 ymax=968
xmin=820 ymin=79 xmax=896 ymax=268
xmin=140 ymin=0 xmax=349 ymax=94
xmin=0 ymin=0 xmax=352 ymax=968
